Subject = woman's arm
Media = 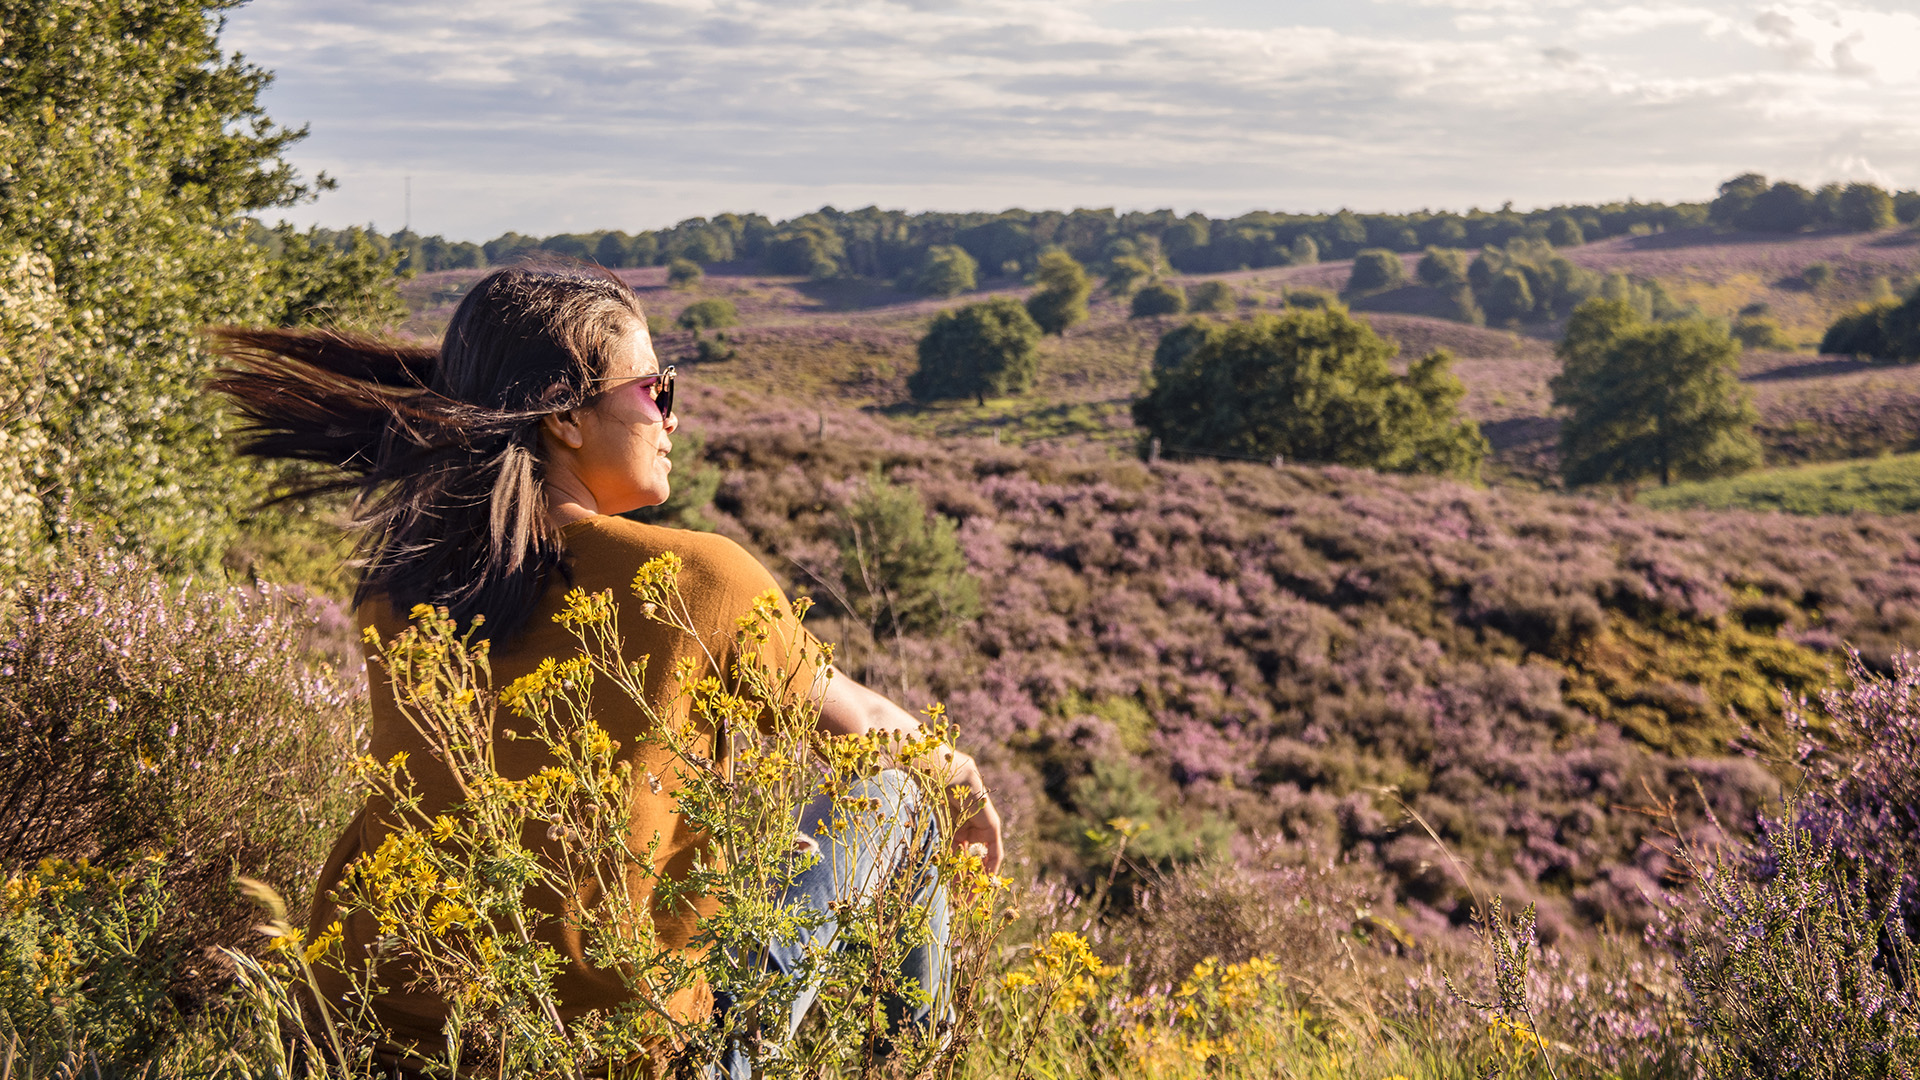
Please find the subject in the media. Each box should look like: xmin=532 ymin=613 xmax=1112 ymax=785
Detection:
xmin=815 ymin=667 xmax=1005 ymax=873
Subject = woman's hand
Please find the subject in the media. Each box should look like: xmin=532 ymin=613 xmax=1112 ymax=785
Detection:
xmin=815 ymin=667 xmax=1005 ymax=873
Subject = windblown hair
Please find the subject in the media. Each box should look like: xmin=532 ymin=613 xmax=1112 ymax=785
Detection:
xmin=209 ymin=261 xmax=646 ymax=641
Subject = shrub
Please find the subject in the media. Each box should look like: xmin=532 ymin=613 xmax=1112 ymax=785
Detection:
xmin=676 ymin=297 xmax=738 ymax=331
xmin=1821 ymin=291 xmax=1920 ymax=361
xmin=1129 ymin=282 xmax=1188 ymax=318
xmin=1132 ymin=306 xmax=1486 ymax=477
xmin=1469 ymin=238 xmax=1600 ymax=325
xmin=0 ymin=547 xmax=362 ymax=969
xmin=1546 ymin=215 xmax=1586 ymax=246
xmin=1799 ymin=262 xmax=1835 ymax=291
xmin=1552 ymin=300 xmax=1761 ymax=486
xmin=1346 ymin=249 xmax=1404 ymax=295
xmin=912 ymin=244 xmax=978 ymax=298
xmin=1024 ymin=249 xmax=1092 ymax=335
xmin=1417 ymin=246 xmax=1470 ymax=290
xmin=835 ymin=468 xmax=981 ymax=637
xmin=1187 ymin=280 xmax=1236 ymax=313
xmin=1104 ymin=255 xmax=1153 ymax=295
xmin=667 ymin=257 xmax=702 ymax=288
xmin=1730 ymin=313 xmax=1790 ymax=350
xmin=909 ymin=297 xmax=1042 ymax=405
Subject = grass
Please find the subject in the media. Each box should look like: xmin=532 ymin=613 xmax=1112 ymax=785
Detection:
xmin=1641 ymin=452 xmax=1920 ymax=515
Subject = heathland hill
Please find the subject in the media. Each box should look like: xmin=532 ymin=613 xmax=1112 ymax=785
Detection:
xmin=393 ymin=224 xmax=1920 ymax=934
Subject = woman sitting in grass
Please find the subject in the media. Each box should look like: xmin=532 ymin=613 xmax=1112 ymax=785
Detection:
xmin=212 ymin=261 xmax=1002 ymax=1072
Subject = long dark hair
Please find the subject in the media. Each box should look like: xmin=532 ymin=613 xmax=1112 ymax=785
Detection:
xmin=209 ymin=261 xmax=646 ymax=641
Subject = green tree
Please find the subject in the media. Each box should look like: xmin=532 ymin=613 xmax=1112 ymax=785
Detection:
xmin=1288 ymin=234 xmax=1319 ymax=265
xmin=1130 ymin=282 xmax=1188 ymax=318
xmin=1551 ymin=300 xmax=1760 ymax=486
xmin=834 ymin=468 xmax=980 ymax=637
xmin=0 ymin=0 xmax=395 ymax=574
xmin=1346 ymin=249 xmax=1405 ymax=295
xmin=1546 ymin=216 xmax=1586 ymax=246
xmin=911 ymin=244 xmax=977 ymax=298
xmin=1839 ymin=183 xmax=1897 ymax=232
xmin=594 ymin=231 xmax=634 ymax=268
xmin=263 ymin=224 xmax=407 ymax=331
xmin=676 ymin=298 xmax=739 ymax=331
xmin=1131 ymin=306 xmax=1486 ymax=478
xmin=1821 ymin=291 xmax=1920 ymax=361
xmin=1104 ymin=255 xmax=1153 ymax=295
xmin=1188 ymin=280 xmax=1236 ymax=313
xmin=1023 ymin=249 xmax=1092 ymax=335
xmin=908 ymin=297 xmax=1041 ymax=405
xmin=1417 ymin=247 xmax=1470 ymax=289
xmin=764 ymin=225 xmax=843 ymax=278
xmin=666 ymin=258 xmax=702 ymax=288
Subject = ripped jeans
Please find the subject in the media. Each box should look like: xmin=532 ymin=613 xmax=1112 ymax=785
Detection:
xmin=715 ymin=769 xmax=951 ymax=1079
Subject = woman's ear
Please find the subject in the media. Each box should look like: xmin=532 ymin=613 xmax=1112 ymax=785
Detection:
xmin=541 ymin=410 xmax=586 ymax=450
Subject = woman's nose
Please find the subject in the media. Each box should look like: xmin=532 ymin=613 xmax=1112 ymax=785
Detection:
xmin=664 ymin=412 xmax=680 ymax=433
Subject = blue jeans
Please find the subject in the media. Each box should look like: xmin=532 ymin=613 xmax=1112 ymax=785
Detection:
xmin=716 ymin=769 xmax=951 ymax=1079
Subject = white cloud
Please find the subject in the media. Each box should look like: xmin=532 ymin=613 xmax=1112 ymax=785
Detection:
xmin=224 ymin=0 xmax=1920 ymax=237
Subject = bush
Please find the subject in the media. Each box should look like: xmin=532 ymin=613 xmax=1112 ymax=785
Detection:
xmin=1129 ymin=282 xmax=1188 ymax=318
xmin=1417 ymin=247 xmax=1470 ymax=290
xmin=1104 ymin=255 xmax=1153 ymax=295
xmin=1821 ymin=291 xmax=1920 ymax=361
xmin=835 ymin=469 xmax=982 ymax=637
xmin=1730 ymin=313 xmax=1790 ymax=350
xmin=0 ymin=548 xmax=362 ymax=963
xmin=1132 ymin=306 xmax=1486 ymax=477
xmin=1546 ymin=216 xmax=1586 ymax=246
xmin=1552 ymin=300 xmax=1761 ymax=486
xmin=912 ymin=244 xmax=978 ymax=298
xmin=1345 ymin=249 xmax=1404 ymax=295
xmin=1468 ymin=238 xmax=1600 ymax=325
xmin=1024 ymin=250 xmax=1092 ymax=335
xmin=909 ymin=297 xmax=1042 ymax=405
xmin=667 ymin=257 xmax=703 ymax=288
xmin=1187 ymin=280 xmax=1236 ymax=313
xmin=676 ymin=297 xmax=738 ymax=331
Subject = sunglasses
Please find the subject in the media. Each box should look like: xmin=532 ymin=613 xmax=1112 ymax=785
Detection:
xmin=588 ymin=366 xmax=676 ymax=422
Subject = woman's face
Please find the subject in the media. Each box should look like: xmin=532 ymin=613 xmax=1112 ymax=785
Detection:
xmin=567 ymin=323 xmax=678 ymax=515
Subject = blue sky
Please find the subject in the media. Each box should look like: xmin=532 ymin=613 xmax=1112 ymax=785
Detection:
xmin=223 ymin=0 xmax=1920 ymax=241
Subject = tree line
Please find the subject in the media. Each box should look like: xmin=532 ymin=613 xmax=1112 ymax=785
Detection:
xmin=361 ymin=173 xmax=1920 ymax=289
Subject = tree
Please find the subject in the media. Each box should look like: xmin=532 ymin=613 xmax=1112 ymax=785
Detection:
xmin=1131 ymin=306 xmax=1486 ymax=478
xmin=667 ymin=258 xmax=703 ymax=288
xmin=1024 ymin=250 xmax=1092 ymax=335
xmin=1551 ymin=300 xmax=1760 ymax=486
xmin=1188 ymin=280 xmax=1236 ymax=313
xmin=1546 ymin=216 xmax=1585 ymax=247
xmin=911 ymin=245 xmax=977 ymax=298
xmin=1417 ymin=247 xmax=1470 ymax=289
xmin=1104 ymin=255 xmax=1153 ymax=295
xmin=1130 ymin=282 xmax=1187 ymax=318
xmin=909 ymin=298 xmax=1041 ymax=405
xmin=765 ymin=226 xmax=842 ymax=278
xmin=1821 ymin=291 xmax=1920 ymax=361
xmin=0 ymin=0 xmax=395 ymax=574
xmin=1346 ymin=249 xmax=1405 ymax=295
xmin=594 ymin=231 xmax=634 ymax=267
xmin=834 ymin=468 xmax=980 ymax=637
xmin=677 ymin=298 xmax=738 ymax=331
xmin=1839 ymin=183 xmax=1897 ymax=232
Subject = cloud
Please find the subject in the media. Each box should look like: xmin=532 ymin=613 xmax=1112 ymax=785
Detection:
xmin=224 ymin=0 xmax=1920 ymax=237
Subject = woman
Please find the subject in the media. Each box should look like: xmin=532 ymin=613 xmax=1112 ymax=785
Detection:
xmin=211 ymin=261 xmax=1002 ymax=1065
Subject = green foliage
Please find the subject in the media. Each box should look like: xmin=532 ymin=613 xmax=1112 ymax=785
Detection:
xmin=1641 ymin=451 xmax=1920 ymax=515
xmin=1024 ymin=249 xmax=1093 ymax=335
xmin=765 ymin=224 xmax=844 ymax=279
xmin=667 ymin=257 xmax=703 ymax=288
xmin=1346 ymin=249 xmax=1405 ymax=295
xmin=261 ymin=224 xmax=407 ymax=331
xmin=1129 ymin=282 xmax=1188 ymax=318
xmin=1104 ymin=255 xmax=1154 ymax=295
xmin=1546 ymin=215 xmax=1586 ymax=246
xmin=1416 ymin=247 xmax=1470 ymax=290
xmin=0 ymin=859 xmax=185 ymax=1072
xmin=1468 ymin=238 xmax=1600 ymax=325
xmin=1840 ymin=182 xmax=1898 ymax=231
xmin=1151 ymin=319 xmax=1213 ymax=374
xmin=676 ymin=297 xmax=739 ymax=331
xmin=1599 ymin=270 xmax=1692 ymax=322
xmin=1063 ymin=756 xmax=1228 ymax=872
xmin=909 ymin=297 xmax=1042 ymax=405
xmin=911 ymin=244 xmax=978 ymax=298
xmin=1730 ymin=313 xmax=1791 ymax=351
xmin=1820 ymin=291 xmax=1920 ymax=361
xmin=1186 ymin=280 xmax=1236 ymax=314
xmin=835 ymin=469 xmax=981 ymax=637
xmin=1287 ymin=234 xmax=1319 ymax=265
xmin=1131 ymin=307 xmax=1487 ymax=477
xmin=1712 ymin=172 xmax=1903 ymax=234
xmin=1552 ymin=300 xmax=1761 ymax=487
xmin=0 ymin=0 xmax=398 ymax=574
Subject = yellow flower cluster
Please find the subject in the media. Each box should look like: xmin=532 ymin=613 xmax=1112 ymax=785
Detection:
xmin=2 ymin=857 xmax=109 ymax=915
xmin=1002 ymin=931 xmax=1117 ymax=1014
xmin=1488 ymin=1016 xmax=1544 ymax=1055
xmin=346 ymin=831 xmax=473 ymax=938
xmin=556 ymin=587 xmax=615 ymax=629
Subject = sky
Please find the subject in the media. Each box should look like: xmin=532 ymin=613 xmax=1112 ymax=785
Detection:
xmin=221 ymin=0 xmax=1920 ymax=242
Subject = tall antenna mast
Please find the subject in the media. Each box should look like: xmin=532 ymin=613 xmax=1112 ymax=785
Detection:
xmin=404 ymin=176 xmax=412 ymax=233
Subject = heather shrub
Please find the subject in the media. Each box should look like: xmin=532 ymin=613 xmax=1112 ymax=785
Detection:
xmin=1129 ymin=282 xmax=1187 ymax=318
xmin=0 ymin=547 xmax=363 ymax=955
xmin=834 ymin=468 xmax=981 ymax=638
